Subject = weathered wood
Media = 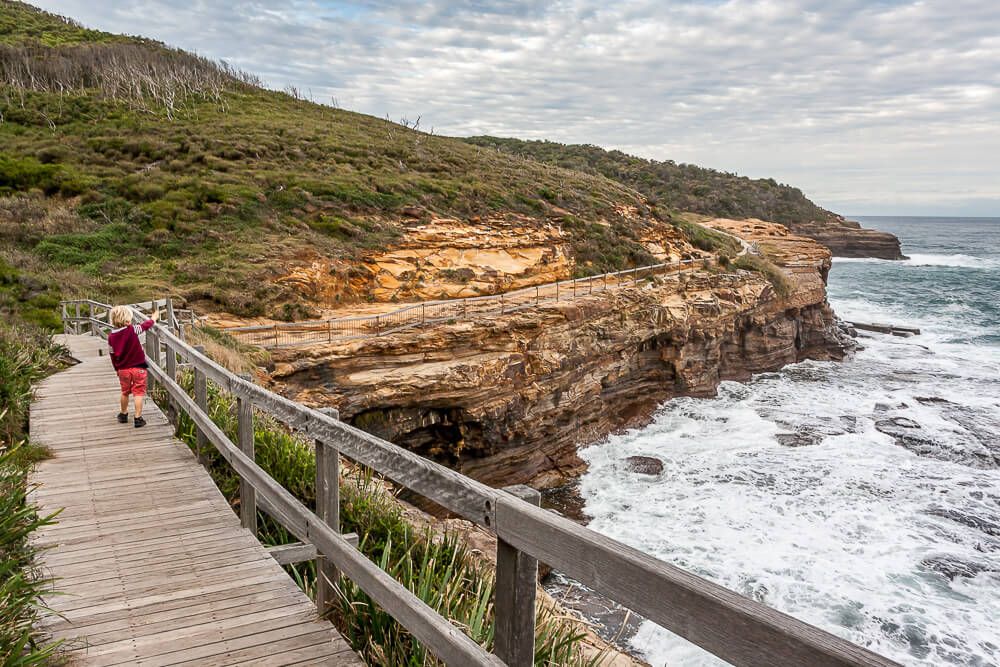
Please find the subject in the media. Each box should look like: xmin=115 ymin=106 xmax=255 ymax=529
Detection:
xmin=269 ymin=532 xmax=358 ymax=566
xmin=193 ymin=344 xmax=208 ymax=465
xmin=146 ymin=360 xmax=503 ymax=666
xmin=494 ymin=495 xmax=900 ymax=667
xmin=145 ymin=329 xmax=160 ymax=395
xmin=237 ymin=389 xmax=257 ymax=535
xmin=165 ymin=296 xmax=176 ymax=333
xmin=315 ymin=434 xmax=340 ymax=615
xmin=30 ymin=335 xmax=360 ymax=666
xmin=267 ymin=542 xmax=318 ymax=566
xmin=494 ymin=484 xmax=540 ymax=667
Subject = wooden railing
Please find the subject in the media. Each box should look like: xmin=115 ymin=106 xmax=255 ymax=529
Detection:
xmin=61 ymin=298 xmax=900 ymax=667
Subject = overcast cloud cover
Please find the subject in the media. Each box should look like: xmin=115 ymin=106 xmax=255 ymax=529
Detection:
xmin=34 ymin=0 xmax=1000 ymax=216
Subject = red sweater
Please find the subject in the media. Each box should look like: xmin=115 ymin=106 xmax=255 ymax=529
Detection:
xmin=108 ymin=320 xmax=154 ymax=371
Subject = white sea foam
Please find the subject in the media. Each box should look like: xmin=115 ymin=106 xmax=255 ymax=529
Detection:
xmin=833 ymin=254 xmax=997 ymax=269
xmin=578 ymin=233 xmax=1000 ymax=666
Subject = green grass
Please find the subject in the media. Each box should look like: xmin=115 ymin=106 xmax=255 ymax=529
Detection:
xmin=673 ymin=218 xmax=742 ymax=256
xmin=733 ymin=254 xmax=793 ymax=297
xmin=164 ymin=369 xmax=601 ymax=665
xmin=0 ymin=320 xmax=67 ymax=665
xmin=0 ymin=1 xmax=130 ymax=46
xmin=0 ymin=3 xmax=664 ymax=317
xmin=464 ymin=136 xmax=841 ymax=228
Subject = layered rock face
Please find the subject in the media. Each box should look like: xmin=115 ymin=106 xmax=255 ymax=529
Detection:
xmin=786 ymin=217 xmax=906 ymax=260
xmin=268 ymin=222 xmax=851 ymax=489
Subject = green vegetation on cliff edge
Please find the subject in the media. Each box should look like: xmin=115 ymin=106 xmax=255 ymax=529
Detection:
xmin=463 ymin=136 xmax=841 ymax=227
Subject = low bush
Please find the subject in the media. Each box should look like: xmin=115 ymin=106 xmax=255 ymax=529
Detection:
xmin=734 ymin=254 xmax=793 ymax=297
xmin=0 ymin=320 xmax=66 ymax=665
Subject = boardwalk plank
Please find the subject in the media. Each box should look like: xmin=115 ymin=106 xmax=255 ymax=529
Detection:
xmin=30 ymin=335 xmax=360 ymax=665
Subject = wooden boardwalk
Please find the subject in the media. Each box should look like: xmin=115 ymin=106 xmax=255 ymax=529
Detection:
xmin=29 ymin=335 xmax=361 ymax=666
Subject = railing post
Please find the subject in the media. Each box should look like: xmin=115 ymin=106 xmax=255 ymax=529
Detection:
xmin=500 ymin=293 xmax=504 ymax=315
xmin=74 ymin=302 xmax=81 ymax=334
xmin=165 ymin=297 xmax=176 ymax=334
xmin=328 ymin=319 xmax=332 ymax=343
xmin=555 ymin=282 xmax=559 ymax=301
xmin=164 ymin=333 xmax=177 ymax=418
xmin=421 ymin=303 xmax=426 ymax=325
xmin=145 ymin=329 xmax=160 ymax=395
xmin=237 ymin=374 xmax=257 ymax=535
xmin=494 ymin=484 xmax=540 ymax=667
xmin=315 ymin=406 xmax=340 ymax=616
xmin=536 ymin=286 xmax=540 ymax=305
xmin=572 ymin=280 xmax=576 ymax=298
xmin=193 ymin=345 xmax=208 ymax=465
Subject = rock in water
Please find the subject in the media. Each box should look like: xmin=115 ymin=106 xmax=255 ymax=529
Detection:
xmin=625 ymin=456 xmax=664 ymax=476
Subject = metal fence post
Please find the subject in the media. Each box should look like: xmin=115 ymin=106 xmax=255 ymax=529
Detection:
xmin=315 ymin=407 xmax=340 ymax=616
xmin=237 ymin=374 xmax=257 ymax=536
xmin=494 ymin=484 xmax=541 ymax=666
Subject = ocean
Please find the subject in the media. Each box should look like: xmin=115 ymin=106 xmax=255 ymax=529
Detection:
xmin=576 ymin=217 xmax=1000 ymax=666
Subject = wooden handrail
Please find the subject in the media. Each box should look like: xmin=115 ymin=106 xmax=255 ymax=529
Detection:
xmin=59 ymin=298 xmax=901 ymax=667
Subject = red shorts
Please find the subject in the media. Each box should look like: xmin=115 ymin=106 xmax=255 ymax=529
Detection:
xmin=117 ymin=368 xmax=148 ymax=397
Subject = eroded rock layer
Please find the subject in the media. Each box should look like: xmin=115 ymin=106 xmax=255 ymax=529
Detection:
xmin=268 ymin=222 xmax=852 ymax=488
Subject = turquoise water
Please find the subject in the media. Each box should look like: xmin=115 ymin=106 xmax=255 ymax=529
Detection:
xmin=579 ymin=217 xmax=1000 ymax=666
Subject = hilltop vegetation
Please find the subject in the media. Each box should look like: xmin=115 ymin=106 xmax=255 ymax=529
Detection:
xmin=464 ymin=136 xmax=841 ymax=227
xmin=0 ymin=1 xmax=671 ymax=324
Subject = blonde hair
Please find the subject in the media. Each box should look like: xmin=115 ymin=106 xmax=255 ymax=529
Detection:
xmin=110 ymin=305 xmax=133 ymax=329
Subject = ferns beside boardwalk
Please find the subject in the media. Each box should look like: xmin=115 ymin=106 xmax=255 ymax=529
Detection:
xmin=0 ymin=322 xmax=66 ymax=665
xmin=167 ymin=368 xmax=599 ymax=666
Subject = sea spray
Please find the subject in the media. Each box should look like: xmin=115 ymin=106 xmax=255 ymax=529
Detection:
xmin=576 ymin=217 xmax=1000 ymax=666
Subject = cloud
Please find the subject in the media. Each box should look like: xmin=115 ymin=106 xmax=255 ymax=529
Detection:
xmin=34 ymin=0 xmax=1000 ymax=215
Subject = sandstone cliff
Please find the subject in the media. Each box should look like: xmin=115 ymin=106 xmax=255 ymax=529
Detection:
xmin=789 ymin=217 xmax=906 ymax=260
xmin=266 ymin=219 xmax=851 ymax=489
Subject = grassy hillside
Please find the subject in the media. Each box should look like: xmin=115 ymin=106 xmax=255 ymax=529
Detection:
xmin=1 ymin=1 xmax=674 ymax=325
xmin=464 ymin=136 xmax=842 ymax=227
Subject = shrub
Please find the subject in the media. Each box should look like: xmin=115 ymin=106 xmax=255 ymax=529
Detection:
xmin=0 ymin=154 xmax=89 ymax=197
xmin=734 ymin=254 xmax=792 ymax=297
xmin=0 ymin=319 xmax=66 ymax=665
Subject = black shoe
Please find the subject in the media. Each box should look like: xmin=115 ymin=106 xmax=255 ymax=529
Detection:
xmin=134 ymin=416 xmax=146 ymax=428
xmin=117 ymin=413 xmax=128 ymax=423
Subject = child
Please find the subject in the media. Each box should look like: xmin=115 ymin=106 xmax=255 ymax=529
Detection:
xmin=107 ymin=305 xmax=159 ymax=427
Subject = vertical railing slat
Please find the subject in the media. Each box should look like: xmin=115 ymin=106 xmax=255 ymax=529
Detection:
xmin=193 ymin=345 xmax=209 ymax=465
xmin=494 ymin=484 xmax=541 ymax=666
xmin=237 ymin=376 xmax=257 ymax=535
xmin=314 ymin=405 xmax=341 ymax=615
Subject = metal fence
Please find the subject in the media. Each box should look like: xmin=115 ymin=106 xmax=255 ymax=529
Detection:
xmin=227 ymin=258 xmax=712 ymax=348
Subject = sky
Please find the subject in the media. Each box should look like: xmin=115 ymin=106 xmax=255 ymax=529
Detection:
xmin=35 ymin=0 xmax=1000 ymax=216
